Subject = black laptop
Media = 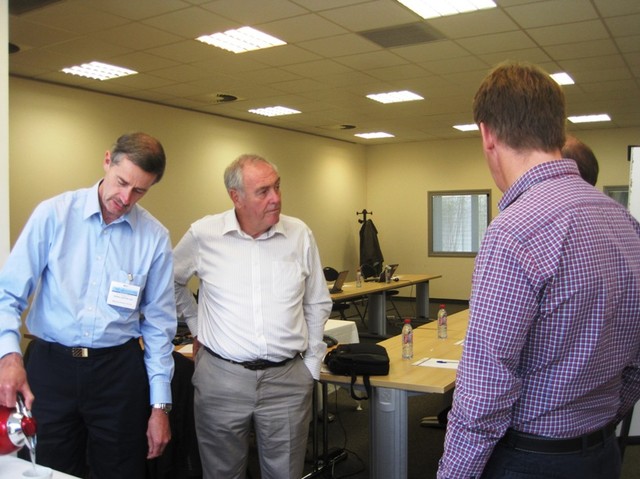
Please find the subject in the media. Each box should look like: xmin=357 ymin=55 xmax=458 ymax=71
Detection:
xmin=376 ymin=263 xmax=398 ymax=282
xmin=329 ymin=270 xmax=349 ymax=293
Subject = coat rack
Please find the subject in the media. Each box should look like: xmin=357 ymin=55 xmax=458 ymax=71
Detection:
xmin=356 ymin=209 xmax=372 ymax=224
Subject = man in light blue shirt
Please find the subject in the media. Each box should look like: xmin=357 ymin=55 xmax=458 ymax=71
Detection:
xmin=0 ymin=132 xmax=176 ymax=478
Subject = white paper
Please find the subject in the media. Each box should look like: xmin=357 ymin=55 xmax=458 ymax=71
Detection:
xmin=412 ymin=357 xmax=459 ymax=369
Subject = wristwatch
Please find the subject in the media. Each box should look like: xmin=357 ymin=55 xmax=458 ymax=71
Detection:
xmin=152 ymin=403 xmax=172 ymax=415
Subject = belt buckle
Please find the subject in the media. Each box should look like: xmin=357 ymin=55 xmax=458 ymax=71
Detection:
xmin=243 ymin=360 xmax=267 ymax=371
xmin=72 ymin=347 xmax=89 ymax=358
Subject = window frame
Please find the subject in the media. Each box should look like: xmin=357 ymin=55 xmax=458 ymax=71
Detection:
xmin=428 ymin=189 xmax=492 ymax=258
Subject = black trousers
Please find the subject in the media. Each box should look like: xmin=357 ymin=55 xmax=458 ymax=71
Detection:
xmin=481 ymin=433 xmax=621 ymax=479
xmin=23 ymin=339 xmax=149 ymax=479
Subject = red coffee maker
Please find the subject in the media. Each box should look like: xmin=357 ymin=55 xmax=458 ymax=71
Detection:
xmin=0 ymin=394 xmax=37 ymax=455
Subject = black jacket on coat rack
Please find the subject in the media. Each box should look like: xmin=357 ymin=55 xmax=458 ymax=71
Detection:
xmin=359 ymin=219 xmax=384 ymax=274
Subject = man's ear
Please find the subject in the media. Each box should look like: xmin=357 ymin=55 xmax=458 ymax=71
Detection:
xmin=479 ymin=122 xmax=495 ymax=153
xmin=102 ymin=151 xmax=112 ymax=173
xmin=229 ymin=189 xmax=240 ymax=207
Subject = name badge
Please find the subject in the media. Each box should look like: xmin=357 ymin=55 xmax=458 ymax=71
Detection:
xmin=107 ymin=281 xmax=141 ymax=310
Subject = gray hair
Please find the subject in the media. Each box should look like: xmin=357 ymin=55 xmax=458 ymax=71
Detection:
xmin=223 ymin=154 xmax=278 ymax=194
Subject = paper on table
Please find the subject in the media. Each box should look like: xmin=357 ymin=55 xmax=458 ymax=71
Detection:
xmin=412 ymin=357 xmax=459 ymax=369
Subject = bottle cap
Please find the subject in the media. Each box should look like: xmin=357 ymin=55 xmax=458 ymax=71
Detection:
xmin=439 ymin=304 xmax=446 ymax=309
xmin=404 ymin=318 xmax=411 ymax=323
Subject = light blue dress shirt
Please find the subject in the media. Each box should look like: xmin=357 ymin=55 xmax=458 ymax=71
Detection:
xmin=0 ymin=182 xmax=176 ymax=404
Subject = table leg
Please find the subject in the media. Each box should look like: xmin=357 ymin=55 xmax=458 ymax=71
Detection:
xmin=368 ymin=292 xmax=387 ymax=336
xmin=415 ymin=281 xmax=430 ymax=321
xmin=370 ymin=387 xmax=409 ymax=479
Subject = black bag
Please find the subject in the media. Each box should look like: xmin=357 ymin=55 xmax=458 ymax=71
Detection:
xmin=324 ymin=343 xmax=390 ymax=400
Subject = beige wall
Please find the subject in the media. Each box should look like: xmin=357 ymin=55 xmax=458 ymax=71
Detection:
xmin=9 ymin=77 xmax=366 ymax=274
xmin=8 ymin=77 xmax=639 ymax=302
xmin=366 ymin=127 xmax=639 ymax=300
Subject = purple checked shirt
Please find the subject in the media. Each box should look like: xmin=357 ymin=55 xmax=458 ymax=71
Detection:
xmin=438 ymin=159 xmax=640 ymax=479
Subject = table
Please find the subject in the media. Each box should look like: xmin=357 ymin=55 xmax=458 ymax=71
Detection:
xmin=0 ymin=454 xmax=80 ymax=478
xmin=330 ymin=274 xmax=442 ymax=337
xmin=324 ymin=319 xmax=359 ymax=345
xmin=320 ymin=309 xmax=469 ymax=479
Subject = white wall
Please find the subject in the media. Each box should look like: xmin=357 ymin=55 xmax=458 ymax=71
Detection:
xmin=1 ymin=5 xmax=9 ymax=267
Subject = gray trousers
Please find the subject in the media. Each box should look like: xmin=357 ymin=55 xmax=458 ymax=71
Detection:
xmin=193 ymin=349 xmax=314 ymax=479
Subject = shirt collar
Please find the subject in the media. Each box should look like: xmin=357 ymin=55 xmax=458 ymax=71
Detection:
xmin=222 ymin=208 xmax=285 ymax=239
xmin=499 ymin=159 xmax=581 ymax=212
xmin=84 ymin=181 xmax=136 ymax=229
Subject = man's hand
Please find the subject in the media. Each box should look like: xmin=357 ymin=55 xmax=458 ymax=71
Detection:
xmin=0 ymin=352 xmax=34 ymax=409
xmin=146 ymin=408 xmax=171 ymax=459
xmin=192 ymin=336 xmax=201 ymax=357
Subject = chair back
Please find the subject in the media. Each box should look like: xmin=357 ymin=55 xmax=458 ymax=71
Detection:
xmin=323 ymin=266 xmax=339 ymax=282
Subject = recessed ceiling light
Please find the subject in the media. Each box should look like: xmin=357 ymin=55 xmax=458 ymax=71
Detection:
xmin=550 ymin=72 xmax=575 ymax=85
xmin=196 ymin=27 xmax=286 ymax=53
xmin=61 ymin=61 xmax=137 ymax=81
xmin=397 ymin=0 xmax=496 ymax=19
xmin=367 ymin=90 xmax=424 ymax=104
xmin=354 ymin=132 xmax=395 ymax=139
xmin=248 ymin=106 xmax=301 ymax=117
xmin=568 ymin=114 xmax=611 ymax=124
xmin=453 ymin=124 xmax=479 ymax=132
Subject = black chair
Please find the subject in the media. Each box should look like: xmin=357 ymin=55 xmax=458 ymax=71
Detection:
xmin=360 ymin=263 xmax=402 ymax=320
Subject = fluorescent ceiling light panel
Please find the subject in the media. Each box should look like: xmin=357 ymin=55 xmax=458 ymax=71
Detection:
xmin=397 ymin=0 xmax=496 ymax=19
xmin=568 ymin=114 xmax=611 ymax=124
xmin=354 ymin=132 xmax=395 ymax=139
xmin=197 ymin=27 xmax=286 ymax=53
xmin=453 ymin=123 xmax=479 ymax=131
xmin=367 ymin=90 xmax=424 ymax=104
xmin=61 ymin=61 xmax=137 ymax=80
xmin=550 ymin=72 xmax=575 ymax=85
xmin=248 ymin=106 xmax=300 ymax=117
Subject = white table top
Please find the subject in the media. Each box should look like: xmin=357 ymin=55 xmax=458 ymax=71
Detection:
xmin=324 ymin=319 xmax=359 ymax=345
xmin=0 ymin=454 xmax=80 ymax=478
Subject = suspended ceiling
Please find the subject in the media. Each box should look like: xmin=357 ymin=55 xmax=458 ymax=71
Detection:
xmin=8 ymin=0 xmax=640 ymax=144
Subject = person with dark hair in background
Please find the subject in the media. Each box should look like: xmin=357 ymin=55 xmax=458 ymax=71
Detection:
xmin=173 ymin=154 xmax=332 ymax=479
xmin=562 ymin=135 xmax=599 ymax=186
xmin=438 ymin=62 xmax=640 ymax=479
xmin=0 ymin=132 xmax=177 ymax=478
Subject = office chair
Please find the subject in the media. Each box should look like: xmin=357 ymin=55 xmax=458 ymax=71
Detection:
xmin=360 ymin=263 xmax=402 ymax=321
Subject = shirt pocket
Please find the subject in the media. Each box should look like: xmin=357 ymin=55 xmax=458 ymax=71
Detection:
xmin=271 ymin=261 xmax=303 ymax=302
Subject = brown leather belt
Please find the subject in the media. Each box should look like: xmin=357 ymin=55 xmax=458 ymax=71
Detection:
xmin=203 ymin=345 xmax=296 ymax=371
xmin=500 ymin=422 xmax=616 ymax=454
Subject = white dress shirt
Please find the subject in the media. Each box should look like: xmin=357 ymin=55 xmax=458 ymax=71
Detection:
xmin=174 ymin=209 xmax=332 ymax=379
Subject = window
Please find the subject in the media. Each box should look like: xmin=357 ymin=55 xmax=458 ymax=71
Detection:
xmin=604 ymin=185 xmax=629 ymax=208
xmin=428 ymin=190 xmax=491 ymax=257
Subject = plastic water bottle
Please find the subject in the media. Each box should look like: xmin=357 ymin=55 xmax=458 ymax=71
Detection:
xmin=356 ymin=268 xmax=362 ymax=287
xmin=402 ymin=318 xmax=413 ymax=359
xmin=385 ymin=265 xmax=392 ymax=283
xmin=437 ymin=304 xmax=448 ymax=339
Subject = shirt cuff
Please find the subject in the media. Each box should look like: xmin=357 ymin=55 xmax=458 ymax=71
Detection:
xmin=149 ymin=380 xmax=172 ymax=405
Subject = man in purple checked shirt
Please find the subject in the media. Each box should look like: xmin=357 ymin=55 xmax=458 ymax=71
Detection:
xmin=437 ymin=62 xmax=640 ymax=479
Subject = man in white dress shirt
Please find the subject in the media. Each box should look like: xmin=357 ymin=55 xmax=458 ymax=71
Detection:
xmin=173 ymin=154 xmax=332 ymax=479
